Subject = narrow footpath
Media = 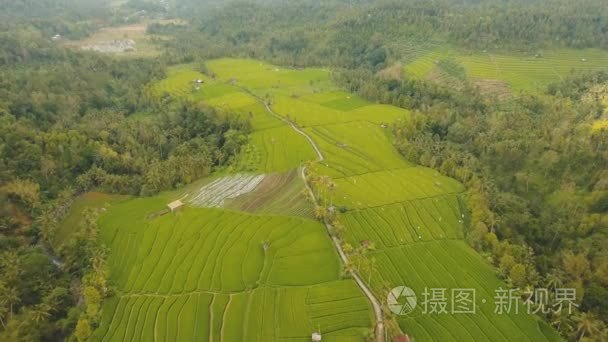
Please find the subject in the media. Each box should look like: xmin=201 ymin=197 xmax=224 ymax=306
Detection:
xmin=259 ymin=99 xmax=386 ymax=342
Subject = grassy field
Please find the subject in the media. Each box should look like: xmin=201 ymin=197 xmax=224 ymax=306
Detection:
xmin=88 ymin=58 xmax=562 ymax=341
xmin=403 ymin=46 xmax=608 ymax=93
xmin=63 ymin=22 xmax=169 ymax=57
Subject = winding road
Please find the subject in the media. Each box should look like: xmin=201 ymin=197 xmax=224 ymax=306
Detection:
xmin=259 ymin=100 xmax=386 ymax=342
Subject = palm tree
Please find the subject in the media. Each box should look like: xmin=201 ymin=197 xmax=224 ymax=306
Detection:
xmin=314 ymin=206 xmax=328 ymax=221
xmin=36 ymin=209 xmax=57 ymax=243
xmin=342 ymin=242 xmax=354 ymax=255
xmin=27 ymin=304 xmax=50 ymax=324
xmin=0 ymin=286 xmax=20 ymax=317
xmin=342 ymin=261 xmax=356 ymax=277
xmin=574 ymin=312 xmax=602 ymax=341
xmin=331 ymin=219 xmax=345 ymax=238
xmin=599 ymin=324 xmax=608 ymax=342
xmin=551 ymin=309 xmax=574 ymax=336
xmin=0 ymin=305 xmax=7 ymax=329
xmin=545 ymin=272 xmax=564 ymax=291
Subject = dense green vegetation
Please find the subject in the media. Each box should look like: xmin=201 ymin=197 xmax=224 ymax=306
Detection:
xmin=336 ymin=59 xmax=608 ymax=339
xmin=157 ymin=0 xmax=608 ymax=69
xmin=0 ymin=3 xmax=249 ymax=341
xmin=2 ymin=0 xmax=608 ymax=341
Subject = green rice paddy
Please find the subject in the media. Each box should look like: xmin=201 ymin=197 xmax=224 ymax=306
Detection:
xmin=83 ymin=58 xmax=562 ymax=341
xmin=92 ymin=199 xmax=373 ymax=341
xmin=403 ymin=46 xmax=608 ymax=93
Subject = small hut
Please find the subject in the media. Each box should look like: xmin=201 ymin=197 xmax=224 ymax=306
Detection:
xmin=167 ymin=200 xmax=184 ymax=212
xmin=311 ymin=332 xmax=322 ymax=342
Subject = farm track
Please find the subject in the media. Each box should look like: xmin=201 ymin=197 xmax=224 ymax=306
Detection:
xmin=246 ymin=91 xmax=386 ymax=342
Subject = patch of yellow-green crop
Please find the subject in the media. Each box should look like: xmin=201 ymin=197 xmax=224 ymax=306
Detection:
xmin=237 ymin=125 xmax=317 ymax=172
xmin=149 ymin=66 xmax=209 ymax=98
xmin=272 ymin=96 xmax=409 ymax=127
xmin=333 ymin=167 xmax=464 ymax=209
xmin=92 ymin=198 xmax=372 ymax=341
xmin=206 ymin=58 xmax=331 ymax=93
xmin=306 ymin=121 xmax=411 ymax=178
xmin=403 ymin=46 xmax=608 ymax=93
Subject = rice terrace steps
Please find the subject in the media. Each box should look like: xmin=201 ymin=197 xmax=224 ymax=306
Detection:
xmin=87 ymin=59 xmax=562 ymax=341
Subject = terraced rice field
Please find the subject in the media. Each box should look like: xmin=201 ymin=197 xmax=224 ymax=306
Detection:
xmin=93 ymin=198 xmax=373 ymax=341
xmin=149 ymin=67 xmax=209 ymax=98
xmin=240 ymin=126 xmax=318 ymax=172
xmin=206 ymin=59 xmax=332 ymax=93
xmin=272 ymin=95 xmax=409 ymax=128
xmin=375 ymin=241 xmax=560 ymax=341
xmin=333 ymin=167 xmax=464 ymax=209
xmin=339 ymin=194 xmax=465 ymax=249
xmin=403 ymin=46 xmax=608 ymax=93
xmin=91 ymin=58 xmax=561 ymax=341
xmin=305 ymin=121 xmax=411 ymax=178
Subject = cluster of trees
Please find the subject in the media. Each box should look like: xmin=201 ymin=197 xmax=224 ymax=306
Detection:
xmin=0 ymin=11 xmax=250 ymax=341
xmin=0 ymin=0 xmax=108 ymax=21
xmin=156 ymin=0 xmax=608 ymax=71
xmin=337 ymin=66 xmax=608 ymax=339
xmin=2 ymin=0 xmax=607 ymax=340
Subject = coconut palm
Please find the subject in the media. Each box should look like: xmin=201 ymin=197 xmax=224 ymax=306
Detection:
xmin=551 ymin=309 xmax=574 ymax=336
xmin=314 ymin=206 xmax=328 ymax=221
xmin=36 ymin=209 xmax=57 ymax=243
xmin=342 ymin=261 xmax=356 ymax=277
xmin=574 ymin=312 xmax=602 ymax=341
xmin=545 ymin=272 xmax=564 ymax=291
xmin=0 ymin=286 xmax=20 ymax=317
xmin=27 ymin=304 xmax=50 ymax=324
xmin=0 ymin=305 xmax=7 ymax=329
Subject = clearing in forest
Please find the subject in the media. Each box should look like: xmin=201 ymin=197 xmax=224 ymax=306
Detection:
xmin=89 ymin=58 xmax=562 ymax=341
xmin=402 ymin=45 xmax=608 ymax=93
xmin=62 ymin=21 xmax=173 ymax=57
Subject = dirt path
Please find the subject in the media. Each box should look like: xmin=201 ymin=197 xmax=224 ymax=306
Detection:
xmin=257 ymin=96 xmax=385 ymax=342
xmin=262 ymin=102 xmax=324 ymax=161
